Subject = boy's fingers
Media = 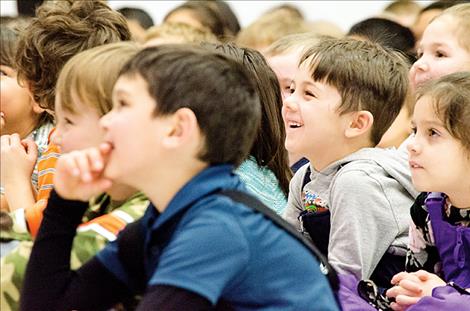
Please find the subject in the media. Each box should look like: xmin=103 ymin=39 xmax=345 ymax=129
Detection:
xmin=72 ymin=153 xmax=92 ymax=182
xmin=9 ymin=134 xmax=21 ymax=146
xmin=62 ymin=155 xmax=79 ymax=177
xmin=87 ymin=148 xmax=104 ymax=172
xmin=0 ymin=135 xmax=10 ymax=147
xmin=22 ymin=139 xmax=38 ymax=158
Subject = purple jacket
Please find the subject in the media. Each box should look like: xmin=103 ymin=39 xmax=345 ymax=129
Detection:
xmin=426 ymin=192 xmax=470 ymax=287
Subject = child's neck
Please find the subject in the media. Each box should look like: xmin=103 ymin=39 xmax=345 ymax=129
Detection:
xmin=106 ymin=184 xmax=139 ymax=204
xmin=448 ymin=191 xmax=470 ymax=209
xmin=142 ymin=160 xmax=208 ymax=213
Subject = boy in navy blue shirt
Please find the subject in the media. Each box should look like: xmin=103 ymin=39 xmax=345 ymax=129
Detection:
xmin=21 ymin=45 xmax=339 ymax=310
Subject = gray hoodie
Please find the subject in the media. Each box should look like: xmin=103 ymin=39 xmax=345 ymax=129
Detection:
xmin=283 ymin=147 xmax=418 ymax=280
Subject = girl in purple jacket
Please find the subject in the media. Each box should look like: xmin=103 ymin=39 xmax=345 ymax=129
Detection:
xmin=385 ymin=72 xmax=470 ymax=310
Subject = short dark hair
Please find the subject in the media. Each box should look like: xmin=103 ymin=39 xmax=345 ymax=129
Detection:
xmin=117 ymin=7 xmax=154 ymax=29
xmin=203 ymin=43 xmax=292 ymax=195
xmin=301 ymin=37 xmax=409 ymax=145
xmin=120 ymin=45 xmax=261 ymax=166
xmin=15 ymin=0 xmax=131 ymax=111
xmin=348 ymin=17 xmax=416 ymax=64
xmin=164 ymin=1 xmax=227 ymax=39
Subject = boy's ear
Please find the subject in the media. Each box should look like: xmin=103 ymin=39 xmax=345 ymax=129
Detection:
xmin=162 ymin=108 xmax=200 ymax=149
xmin=344 ymin=110 xmax=374 ymax=138
xmin=31 ymin=101 xmax=45 ymax=114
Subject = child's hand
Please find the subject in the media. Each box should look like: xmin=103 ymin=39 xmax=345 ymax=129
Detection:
xmin=1 ymin=134 xmax=38 ymax=184
xmin=54 ymin=146 xmax=112 ymax=201
xmin=386 ymin=270 xmax=446 ymax=310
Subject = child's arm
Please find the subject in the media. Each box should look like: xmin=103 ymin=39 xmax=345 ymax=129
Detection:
xmin=0 ymin=135 xmax=38 ymax=212
xmin=282 ymin=165 xmax=309 ymax=231
xmin=21 ymin=146 xmax=121 ymax=309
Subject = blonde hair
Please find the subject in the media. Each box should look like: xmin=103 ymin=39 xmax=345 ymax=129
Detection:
xmin=236 ymin=11 xmax=311 ymax=50
xmin=56 ymin=42 xmax=139 ymax=116
xmin=264 ymin=32 xmax=323 ymax=57
xmin=144 ymin=22 xmax=218 ymax=45
xmin=436 ymin=3 xmax=470 ymax=52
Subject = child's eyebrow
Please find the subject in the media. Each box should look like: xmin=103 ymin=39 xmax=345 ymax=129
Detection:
xmin=416 ymin=119 xmax=445 ymax=127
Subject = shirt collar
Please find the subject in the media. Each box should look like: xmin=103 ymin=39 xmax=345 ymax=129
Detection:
xmin=143 ymin=164 xmax=237 ymax=231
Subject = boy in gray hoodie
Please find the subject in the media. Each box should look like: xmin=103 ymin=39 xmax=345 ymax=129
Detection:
xmin=282 ymin=37 xmax=418 ymax=287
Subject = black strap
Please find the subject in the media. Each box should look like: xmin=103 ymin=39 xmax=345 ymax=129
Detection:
xmin=220 ymin=190 xmax=339 ymax=292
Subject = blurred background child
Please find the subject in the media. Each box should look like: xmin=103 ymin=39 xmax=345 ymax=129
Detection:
xmin=0 ymin=25 xmax=53 ymax=212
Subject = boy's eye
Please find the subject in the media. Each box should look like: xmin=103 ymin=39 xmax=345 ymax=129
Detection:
xmin=115 ymin=99 xmax=128 ymax=108
xmin=411 ymin=126 xmax=417 ymax=135
xmin=0 ymin=69 xmax=6 ymax=76
xmin=428 ymin=128 xmax=440 ymax=137
xmin=64 ymin=117 xmax=74 ymax=125
xmin=435 ymin=50 xmax=446 ymax=58
xmin=305 ymin=90 xmax=315 ymax=98
xmin=289 ymin=87 xmax=295 ymax=94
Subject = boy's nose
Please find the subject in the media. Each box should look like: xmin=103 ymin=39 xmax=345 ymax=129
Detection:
xmin=99 ymin=111 xmax=110 ymax=130
xmin=283 ymin=95 xmax=298 ymax=112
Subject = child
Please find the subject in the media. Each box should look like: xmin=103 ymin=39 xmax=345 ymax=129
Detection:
xmin=282 ymin=37 xmax=418 ymax=287
xmin=264 ymin=33 xmax=321 ymax=171
xmin=204 ymin=43 xmax=291 ymax=215
xmin=409 ymin=3 xmax=470 ymax=91
xmin=1 ymin=0 xmax=130 ymax=236
xmin=346 ymin=18 xmax=417 ymax=149
xmin=20 ymin=45 xmax=339 ymax=310
xmin=143 ymin=22 xmax=218 ymax=47
xmin=386 ymin=72 xmax=470 ymax=310
xmin=0 ymin=26 xmax=53 ymax=212
xmin=1 ymin=42 xmax=148 ymax=311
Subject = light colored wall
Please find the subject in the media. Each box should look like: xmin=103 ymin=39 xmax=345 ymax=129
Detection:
xmin=1 ymin=0 xmax=433 ymax=32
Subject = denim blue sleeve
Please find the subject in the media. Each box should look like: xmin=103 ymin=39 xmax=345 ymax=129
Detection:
xmin=148 ymin=206 xmax=250 ymax=304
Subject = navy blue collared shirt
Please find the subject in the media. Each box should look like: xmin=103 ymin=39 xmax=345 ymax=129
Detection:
xmin=97 ymin=164 xmax=338 ymax=310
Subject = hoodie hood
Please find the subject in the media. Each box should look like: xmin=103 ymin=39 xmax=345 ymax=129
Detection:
xmin=315 ymin=147 xmax=418 ymax=199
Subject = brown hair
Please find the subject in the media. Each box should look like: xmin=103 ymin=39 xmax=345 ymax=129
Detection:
xmin=416 ymin=71 xmax=470 ymax=152
xmin=203 ymin=43 xmax=292 ymax=195
xmin=301 ymin=37 xmax=409 ymax=145
xmin=56 ymin=42 xmax=139 ymax=117
xmin=436 ymin=3 xmax=470 ymax=52
xmin=15 ymin=0 xmax=131 ymax=111
xmin=144 ymin=22 xmax=218 ymax=45
xmin=236 ymin=11 xmax=311 ymax=50
xmin=1 ymin=25 xmax=53 ymax=127
xmin=163 ymin=1 xmax=229 ymax=40
xmin=119 ymin=45 xmax=261 ymax=166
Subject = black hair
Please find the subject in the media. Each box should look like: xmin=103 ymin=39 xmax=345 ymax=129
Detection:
xmin=120 ymin=45 xmax=261 ymax=166
xmin=348 ymin=17 xmax=416 ymax=64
